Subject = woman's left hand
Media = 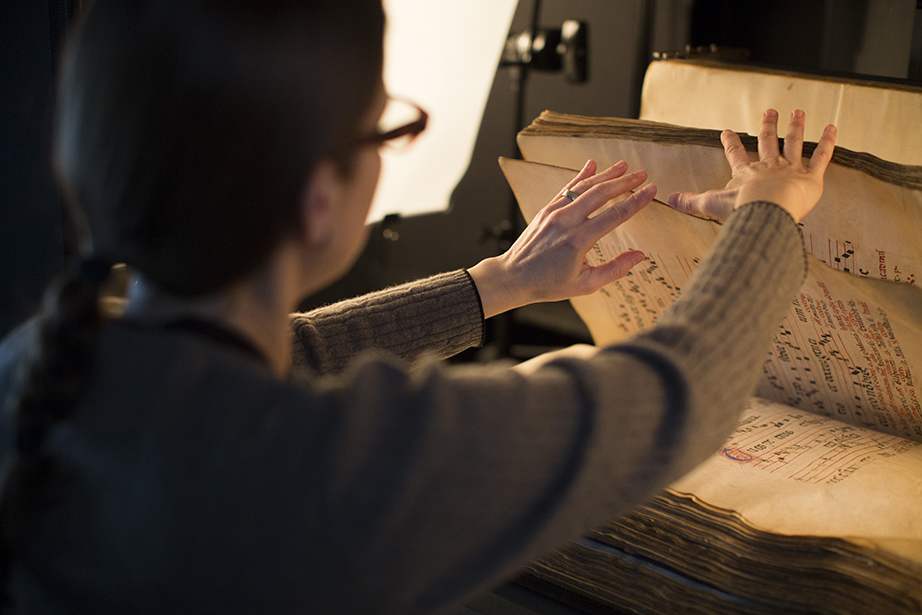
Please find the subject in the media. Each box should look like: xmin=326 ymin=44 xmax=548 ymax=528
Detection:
xmin=468 ymin=159 xmax=655 ymax=319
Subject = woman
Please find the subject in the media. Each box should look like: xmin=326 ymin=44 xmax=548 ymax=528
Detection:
xmin=0 ymin=0 xmax=835 ymax=613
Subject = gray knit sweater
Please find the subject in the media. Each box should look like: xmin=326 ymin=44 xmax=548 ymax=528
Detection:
xmin=0 ymin=203 xmax=804 ymax=614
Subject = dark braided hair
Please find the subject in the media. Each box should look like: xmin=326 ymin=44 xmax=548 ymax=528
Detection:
xmin=0 ymin=259 xmax=109 ymax=576
xmin=1 ymin=0 xmax=384 ymax=601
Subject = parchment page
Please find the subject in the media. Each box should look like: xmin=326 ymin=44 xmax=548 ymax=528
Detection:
xmin=671 ymin=397 xmax=922 ymax=541
xmin=640 ymin=59 xmax=922 ymax=166
xmin=759 ymin=259 xmax=922 ymax=440
xmin=517 ymin=115 xmax=922 ymax=285
xmin=500 ymin=157 xmax=922 ymax=440
xmin=499 ymin=157 xmax=719 ymax=343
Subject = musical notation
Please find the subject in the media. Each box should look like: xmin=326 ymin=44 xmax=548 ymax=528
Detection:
xmin=721 ymin=406 xmax=919 ymax=485
xmin=588 ymin=244 xmax=692 ymax=334
xmin=586 ymin=230 xmax=922 ymax=442
xmin=804 ymin=232 xmax=916 ymax=285
xmin=760 ymin=287 xmax=921 ymax=440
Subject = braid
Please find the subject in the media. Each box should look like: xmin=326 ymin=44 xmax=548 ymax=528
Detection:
xmin=0 ymin=260 xmax=109 ymax=596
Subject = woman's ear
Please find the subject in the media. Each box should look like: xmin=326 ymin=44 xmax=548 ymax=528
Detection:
xmin=297 ymin=160 xmax=341 ymax=248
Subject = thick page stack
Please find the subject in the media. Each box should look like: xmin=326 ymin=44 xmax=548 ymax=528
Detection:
xmin=501 ymin=112 xmax=922 ymax=613
xmin=523 ymin=490 xmax=922 ymax=615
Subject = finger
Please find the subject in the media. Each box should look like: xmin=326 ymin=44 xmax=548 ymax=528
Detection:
xmin=564 ymin=160 xmax=628 ymax=199
xmin=807 ymin=123 xmax=837 ymax=176
xmin=580 ymin=250 xmax=646 ymax=292
xmin=783 ymin=109 xmax=805 ymax=165
xmin=583 ymin=183 xmax=655 ymax=241
xmin=720 ymin=130 xmax=750 ymax=175
xmin=543 ymin=161 xmax=600 ymax=215
xmin=568 ymin=169 xmax=648 ymax=221
xmin=757 ymin=109 xmax=780 ymax=161
xmin=667 ymin=189 xmax=735 ymax=222
xmin=559 ymin=160 xmax=597 ymax=195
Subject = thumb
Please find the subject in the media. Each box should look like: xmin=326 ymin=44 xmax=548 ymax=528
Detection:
xmin=582 ymin=250 xmax=645 ymax=293
xmin=667 ymin=190 xmax=735 ymax=222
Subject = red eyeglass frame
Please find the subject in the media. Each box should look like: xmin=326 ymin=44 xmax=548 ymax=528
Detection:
xmin=354 ymin=98 xmax=429 ymax=149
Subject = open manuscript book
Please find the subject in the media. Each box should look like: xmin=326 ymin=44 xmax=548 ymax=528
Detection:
xmin=500 ymin=60 xmax=922 ymax=614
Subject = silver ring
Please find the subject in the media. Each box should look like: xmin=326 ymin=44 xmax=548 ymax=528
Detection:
xmin=563 ymin=189 xmax=580 ymax=201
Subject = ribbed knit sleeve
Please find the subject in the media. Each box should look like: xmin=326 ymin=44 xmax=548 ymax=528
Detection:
xmin=290 ymin=270 xmax=485 ymax=375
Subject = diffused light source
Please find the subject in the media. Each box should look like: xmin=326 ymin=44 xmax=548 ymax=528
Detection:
xmin=367 ymin=0 xmax=518 ymax=223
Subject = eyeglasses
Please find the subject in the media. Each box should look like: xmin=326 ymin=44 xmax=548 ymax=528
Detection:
xmin=355 ymin=97 xmax=428 ymax=151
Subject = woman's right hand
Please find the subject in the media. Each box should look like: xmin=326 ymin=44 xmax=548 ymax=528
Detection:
xmin=667 ymin=109 xmax=837 ymax=223
xmin=468 ymin=160 xmax=654 ymax=319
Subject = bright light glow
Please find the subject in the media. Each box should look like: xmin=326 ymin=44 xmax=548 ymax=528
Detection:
xmin=368 ymin=0 xmax=518 ymax=222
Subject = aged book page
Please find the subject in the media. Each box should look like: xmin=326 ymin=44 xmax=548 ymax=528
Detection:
xmin=500 ymin=157 xmax=922 ymax=440
xmin=762 ymin=261 xmax=922 ymax=440
xmin=516 ymin=114 xmax=922 ymax=286
xmin=639 ymin=59 xmax=922 ymax=166
xmin=671 ymin=396 xmax=922 ymax=544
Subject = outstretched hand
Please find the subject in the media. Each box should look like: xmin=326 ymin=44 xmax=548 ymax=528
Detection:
xmin=667 ymin=109 xmax=837 ymax=223
xmin=468 ymin=159 xmax=655 ymax=319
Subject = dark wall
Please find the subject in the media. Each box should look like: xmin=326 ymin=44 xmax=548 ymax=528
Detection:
xmin=689 ymin=0 xmax=917 ymax=79
xmin=0 ymin=0 xmax=69 ymax=338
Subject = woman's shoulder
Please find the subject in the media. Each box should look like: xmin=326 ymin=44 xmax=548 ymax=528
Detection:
xmin=96 ymin=318 xmax=281 ymax=395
